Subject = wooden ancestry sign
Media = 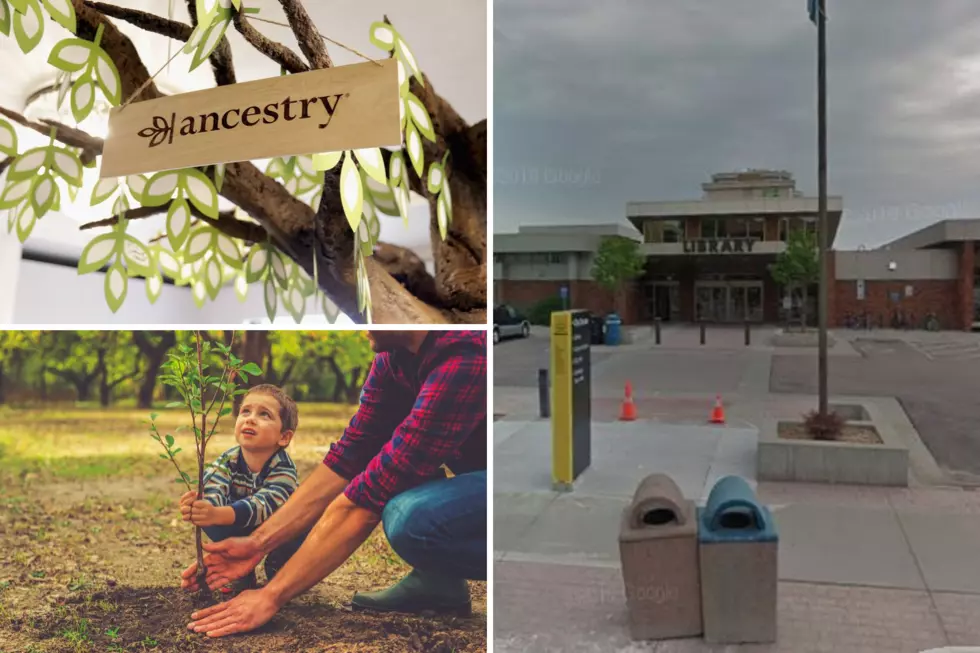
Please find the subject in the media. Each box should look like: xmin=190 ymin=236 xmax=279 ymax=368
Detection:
xmin=683 ymin=238 xmax=758 ymax=254
xmin=100 ymin=59 xmax=399 ymax=178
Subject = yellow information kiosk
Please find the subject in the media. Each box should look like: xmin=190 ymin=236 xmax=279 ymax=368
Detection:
xmin=550 ymin=309 xmax=592 ymax=491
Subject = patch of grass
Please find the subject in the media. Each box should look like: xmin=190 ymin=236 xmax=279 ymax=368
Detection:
xmin=68 ymin=575 xmax=91 ymax=592
xmin=61 ymin=616 xmax=91 ymax=650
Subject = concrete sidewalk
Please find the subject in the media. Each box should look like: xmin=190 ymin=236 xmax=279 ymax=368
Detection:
xmin=493 ymin=419 xmax=980 ymax=652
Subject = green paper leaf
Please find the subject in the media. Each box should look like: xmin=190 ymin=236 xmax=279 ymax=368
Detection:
xmin=397 ymin=60 xmax=409 ymax=101
xmin=353 ymin=147 xmax=387 ymax=185
xmin=366 ymin=177 xmax=398 ymax=216
xmin=77 ymin=233 xmax=116 ymax=274
xmin=104 ymin=261 xmax=128 ymax=312
xmin=183 ymin=226 xmax=215 ymax=263
xmin=214 ymin=233 xmax=241 ymax=268
xmin=51 ymin=149 xmax=83 ymax=186
xmin=263 ymin=275 xmax=277 ymax=322
xmin=405 ymin=93 xmax=435 ymax=142
xmin=47 ymin=37 xmax=91 ymax=73
xmin=145 ymin=271 xmax=163 ymax=304
xmin=182 ymin=168 xmax=218 ymax=218
xmin=142 ymin=171 xmax=180 ymax=206
xmin=126 ymin=174 xmax=147 ymax=202
xmin=14 ymin=203 xmax=35 ymax=243
xmin=394 ymin=37 xmax=423 ymax=86
xmin=166 ymin=197 xmax=191 ymax=250
xmin=339 ymin=152 xmax=364 ymax=232
xmin=12 ymin=0 xmax=42 ymax=54
xmin=270 ymin=250 xmax=289 ymax=288
xmin=69 ymin=77 xmax=95 ymax=123
xmin=184 ymin=2 xmax=217 ymax=53
xmin=426 ymin=162 xmax=444 ymax=195
xmin=244 ymin=245 xmax=268 ymax=284
xmin=295 ymin=155 xmax=317 ymax=180
xmin=0 ymin=118 xmax=17 ymax=156
xmin=122 ymin=236 xmax=153 ymax=277
xmin=214 ymin=163 xmax=225 ymax=192
xmin=93 ymin=48 xmax=122 ymax=105
xmin=368 ymin=21 xmax=396 ymax=51
xmin=190 ymin=10 xmax=232 ymax=71
xmin=191 ymin=280 xmax=207 ymax=307
xmin=321 ymin=293 xmax=339 ymax=324
xmin=111 ymin=191 xmax=129 ymax=217
xmin=29 ymin=174 xmax=56 ymax=218
xmin=0 ymin=178 xmax=31 ymax=209
xmin=443 ymin=182 xmax=453 ymax=223
xmin=234 ymin=270 xmax=248 ymax=302
xmin=6 ymin=147 xmax=47 ymax=182
xmin=203 ymin=256 xmax=222 ymax=300
xmin=40 ymin=0 xmax=74 ymax=32
xmin=153 ymin=247 xmax=180 ymax=279
xmin=311 ymin=150 xmax=342 ymax=172
xmin=283 ymin=283 xmax=305 ymax=323
xmin=356 ymin=219 xmax=372 ymax=258
xmin=405 ymin=121 xmax=423 ymax=177
xmin=55 ymin=70 xmax=70 ymax=108
xmin=0 ymin=0 xmax=11 ymax=37
xmin=90 ymin=177 xmax=119 ymax=206
xmin=437 ymin=191 xmax=449 ymax=240
xmin=8 ymin=0 xmax=24 ymax=12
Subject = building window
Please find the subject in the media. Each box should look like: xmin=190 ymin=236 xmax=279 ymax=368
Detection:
xmin=779 ymin=216 xmax=818 ymax=241
xmin=728 ymin=218 xmax=747 ymax=238
xmin=749 ymin=217 xmax=764 ymax=240
xmin=701 ymin=218 xmax=729 ymax=239
xmin=548 ymin=253 xmax=564 ymax=264
xmin=642 ymin=220 xmax=682 ymax=243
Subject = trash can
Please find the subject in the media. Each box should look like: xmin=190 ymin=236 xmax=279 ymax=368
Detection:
xmin=619 ymin=474 xmax=702 ymax=641
xmin=604 ymin=313 xmax=622 ymax=346
xmin=590 ymin=316 xmax=605 ymax=345
xmin=697 ymin=476 xmax=777 ymax=645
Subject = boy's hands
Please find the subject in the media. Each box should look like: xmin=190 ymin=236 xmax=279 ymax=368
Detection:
xmin=179 ymin=491 xmax=231 ymax=527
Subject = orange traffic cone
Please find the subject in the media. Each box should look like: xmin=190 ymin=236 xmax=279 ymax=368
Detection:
xmin=709 ymin=395 xmax=726 ymax=424
xmin=619 ymin=381 xmax=637 ymax=421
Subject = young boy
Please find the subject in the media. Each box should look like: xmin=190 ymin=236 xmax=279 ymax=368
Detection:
xmin=179 ymin=384 xmax=302 ymax=592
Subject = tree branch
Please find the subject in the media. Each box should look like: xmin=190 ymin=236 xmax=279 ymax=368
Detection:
xmin=79 ymin=201 xmax=268 ymax=243
xmin=232 ymin=11 xmax=309 ymax=74
xmin=0 ymin=106 xmax=104 ymax=163
xmin=0 ymin=157 xmax=12 ymax=176
xmin=373 ymin=241 xmax=441 ymax=307
xmin=278 ymin=0 xmax=331 ymax=68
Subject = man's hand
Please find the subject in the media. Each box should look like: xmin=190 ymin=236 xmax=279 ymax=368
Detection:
xmin=187 ymin=588 xmax=281 ymax=637
xmin=180 ymin=537 xmax=264 ymax=592
xmin=178 ymin=490 xmax=196 ymax=519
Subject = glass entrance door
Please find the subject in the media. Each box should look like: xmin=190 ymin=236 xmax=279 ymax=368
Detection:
xmin=695 ymin=281 xmax=764 ymax=322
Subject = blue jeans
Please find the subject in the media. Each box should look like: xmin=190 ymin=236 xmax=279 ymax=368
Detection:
xmin=203 ymin=523 xmax=309 ymax=580
xmin=381 ymin=469 xmax=487 ymax=581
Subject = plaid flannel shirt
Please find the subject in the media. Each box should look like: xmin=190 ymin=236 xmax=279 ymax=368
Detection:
xmin=322 ymin=331 xmax=487 ymax=514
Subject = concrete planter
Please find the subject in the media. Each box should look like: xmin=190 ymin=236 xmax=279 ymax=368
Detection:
xmin=757 ymin=403 xmax=908 ymax=486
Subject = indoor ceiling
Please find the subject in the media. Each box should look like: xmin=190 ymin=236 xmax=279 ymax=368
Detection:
xmin=1 ymin=0 xmax=487 ymax=266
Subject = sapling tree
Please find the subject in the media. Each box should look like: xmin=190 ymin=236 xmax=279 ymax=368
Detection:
xmin=146 ymin=330 xmax=261 ymax=596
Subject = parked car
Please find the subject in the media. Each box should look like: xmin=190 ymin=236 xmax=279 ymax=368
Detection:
xmin=493 ymin=304 xmax=531 ymax=344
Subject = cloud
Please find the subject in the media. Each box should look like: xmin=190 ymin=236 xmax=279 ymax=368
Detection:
xmin=494 ymin=0 xmax=980 ymax=248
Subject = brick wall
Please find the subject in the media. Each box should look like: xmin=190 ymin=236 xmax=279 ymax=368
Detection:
xmin=833 ymin=279 xmax=960 ymax=329
xmin=497 ymin=280 xmax=642 ymax=323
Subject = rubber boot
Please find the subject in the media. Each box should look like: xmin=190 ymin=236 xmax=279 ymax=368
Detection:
xmin=351 ymin=569 xmax=471 ymax=616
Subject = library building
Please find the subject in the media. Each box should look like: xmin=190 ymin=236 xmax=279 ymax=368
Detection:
xmin=494 ymin=170 xmax=980 ymax=331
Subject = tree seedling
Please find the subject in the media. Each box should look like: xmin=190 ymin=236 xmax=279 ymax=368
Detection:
xmin=146 ymin=331 xmax=261 ymax=598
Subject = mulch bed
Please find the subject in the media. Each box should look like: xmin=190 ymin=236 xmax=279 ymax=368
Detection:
xmin=778 ymin=422 xmax=883 ymax=445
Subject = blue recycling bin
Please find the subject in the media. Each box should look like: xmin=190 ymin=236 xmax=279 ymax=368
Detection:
xmin=604 ymin=313 xmax=622 ymax=346
xmin=697 ymin=476 xmax=778 ymax=644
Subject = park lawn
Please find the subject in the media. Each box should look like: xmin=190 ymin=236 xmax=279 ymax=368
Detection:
xmin=0 ymin=406 xmax=487 ymax=652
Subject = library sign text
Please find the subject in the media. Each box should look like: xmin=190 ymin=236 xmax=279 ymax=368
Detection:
xmin=682 ymin=238 xmax=758 ymax=254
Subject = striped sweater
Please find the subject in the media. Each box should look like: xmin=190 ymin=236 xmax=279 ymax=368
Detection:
xmin=201 ymin=446 xmax=299 ymax=529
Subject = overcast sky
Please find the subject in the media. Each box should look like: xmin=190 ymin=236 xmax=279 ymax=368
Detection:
xmin=494 ymin=0 xmax=980 ymax=249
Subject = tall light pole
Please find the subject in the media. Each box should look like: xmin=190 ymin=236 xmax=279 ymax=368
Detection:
xmin=812 ymin=0 xmax=829 ymax=417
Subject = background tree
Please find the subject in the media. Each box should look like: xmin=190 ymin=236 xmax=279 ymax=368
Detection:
xmin=590 ymin=235 xmax=646 ymax=314
xmin=0 ymin=1 xmax=486 ymax=325
xmin=132 ymin=331 xmax=177 ymax=408
xmin=769 ymin=229 xmax=819 ymax=329
xmin=0 ymin=331 xmax=37 ymax=404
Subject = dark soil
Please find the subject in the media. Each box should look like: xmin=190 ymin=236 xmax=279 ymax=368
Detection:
xmin=8 ymin=585 xmax=481 ymax=652
xmin=779 ymin=422 xmax=883 ymax=444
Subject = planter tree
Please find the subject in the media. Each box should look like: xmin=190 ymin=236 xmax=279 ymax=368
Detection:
xmin=0 ymin=0 xmax=486 ymax=325
xmin=769 ymin=229 xmax=819 ymax=329
xmin=590 ymin=235 xmax=645 ymax=316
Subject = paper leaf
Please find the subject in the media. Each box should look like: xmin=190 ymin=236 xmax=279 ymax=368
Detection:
xmin=443 ymin=181 xmax=453 ymax=223
xmin=48 ymin=38 xmax=90 ymax=72
xmin=368 ymin=211 xmax=380 ymax=242
xmin=0 ymin=179 xmax=31 ymax=209
xmin=154 ymin=247 xmax=180 ymax=278
xmin=146 ymin=272 xmax=163 ymax=304
xmin=122 ymin=236 xmax=153 ymax=277
xmin=184 ymin=2 xmax=216 ymax=53
xmin=263 ymin=275 xmax=277 ymax=322
xmin=15 ymin=203 xmax=35 ymax=243
xmin=191 ymin=280 xmax=206 ymax=307
xmin=321 ymin=293 xmax=339 ymax=323
xmin=312 ymin=150 xmax=342 ymax=171
xmin=397 ymin=60 xmax=408 ymax=100
xmin=166 ymin=197 xmax=191 ymax=250
xmin=40 ymin=0 xmax=74 ymax=33
xmin=357 ymin=219 xmax=372 ymax=258
xmin=394 ymin=38 xmax=422 ymax=86
xmin=295 ymin=155 xmax=317 ymax=180
xmin=353 ymin=148 xmax=387 ymax=185
xmin=214 ymin=233 xmax=241 ymax=268
xmin=190 ymin=10 xmax=231 ymax=71
xmin=270 ymin=251 xmax=288 ymax=288
xmin=70 ymin=77 xmax=95 ymax=123
xmin=204 ymin=256 xmax=222 ymax=300
xmin=244 ymin=245 xmax=268 ymax=283
xmin=395 ymin=183 xmax=410 ymax=226
xmin=232 ymin=270 xmax=247 ymax=302
xmin=51 ymin=150 xmax=83 ymax=186
xmin=368 ymin=21 xmax=396 ymax=51
xmin=405 ymin=121 xmax=423 ymax=177
xmin=104 ymin=261 xmax=128 ymax=312
xmin=437 ymin=192 xmax=449 ymax=241
xmin=427 ymin=162 xmax=444 ymax=195
xmin=0 ymin=120 xmax=15 ymax=157
xmin=12 ymin=0 xmax=42 ymax=54
xmin=93 ymin=48 xmax=122 ymax=105
xmin=90 ymin=177 xmax=118 ymax=205
xmin=77 ymin=233 xmax=116 ymax=274
xmin=405 ymin=93 xmax=435 ymax=142
xmin=182 ymin=169 xmax=218 ymax=218
xmin=30 ymin=175 xmax=56 ymax=218
xmin=8 ymin=0 xmax=23 ymax=12
xmin=111 ymin=192 xmax=128 ymax=217
xmin=0 ymin=0 xmax=10 ymax=37
xmin=142 ymin=171 xmax=180 ymax=206
xmin=339 ymin=152 xmax=364 ymax=232
xmin=126 ymin=174 xmax=147 ymax=201
xmin=55 ymin=70 xmax=70 ymax=108
xmin=388 ymin=152 xmax=404 ymax=188
xmin=213 ymin=163 xmax=225 ymax=192
xmin=183 ymin=227 xmax=214 ymax=263
xmin=7 ymin=147 xmax=47 ymax=182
